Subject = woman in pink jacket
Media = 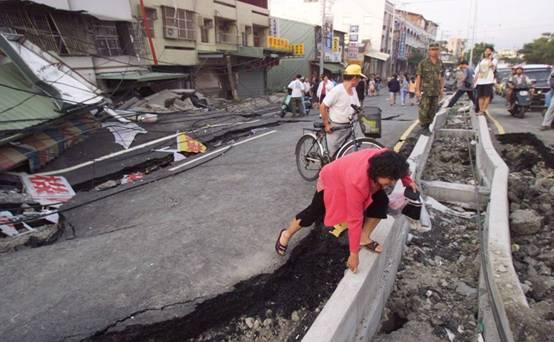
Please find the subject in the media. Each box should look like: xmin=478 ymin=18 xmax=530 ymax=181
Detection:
xmin=275 ymin=149 xmax=416 ymax=273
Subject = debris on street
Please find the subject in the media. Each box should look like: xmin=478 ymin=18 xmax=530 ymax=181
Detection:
xmin=374 ymin=208 xmax=480 ymax=342
xmin=497 ymin=134 xmax=554 ymax=327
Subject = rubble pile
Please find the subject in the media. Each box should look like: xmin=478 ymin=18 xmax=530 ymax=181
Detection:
xmin=92 ymin=227 xmax=348 ymax=342
xmin=375 ymin=209 xmax=480 ymax=342
xmin=423 ymin=135 xmax=475 ymax=184
xmin=0 ymin=175 xmax=62 ymax=253
xmin=118 ymin=89 xmax=209 ymax=114
xmin=498 ymin=138 xmax=554 ymax=324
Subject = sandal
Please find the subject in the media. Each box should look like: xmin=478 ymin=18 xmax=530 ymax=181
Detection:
xmin=275 ymin=229 xmax=288 ymax=256
xmin=363 ymin=240 xmax=383 ymax=254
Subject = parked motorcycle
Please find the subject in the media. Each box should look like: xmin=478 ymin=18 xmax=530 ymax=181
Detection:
xmin=509 ymin=87 xmax=531 ymax=118
xmin=280 ymin=95 xmax=312 ymax=117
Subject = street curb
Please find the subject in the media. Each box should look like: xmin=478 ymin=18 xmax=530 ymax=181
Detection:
xmin=473 ymin=114 xmax=526 ymax=341
xmin=303 ymin=103 xmax=451 ymax=342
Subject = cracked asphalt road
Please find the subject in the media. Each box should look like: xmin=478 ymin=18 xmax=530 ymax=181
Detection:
xmin=0 ymin=95 xmax=418 ymax=342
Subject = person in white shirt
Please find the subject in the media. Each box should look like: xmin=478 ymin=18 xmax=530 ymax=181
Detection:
xmin=288 ymin=74 xmax=305 ymax=116
xmin=317 ymin=75 xmax=334 ymax=103
xmin=320 ymin=65 xmax=366 ymax=157
xmin=303 ymin=78 xmax=311 ymax=97
xmin=474 ymin=46 xmax=498 ymax=115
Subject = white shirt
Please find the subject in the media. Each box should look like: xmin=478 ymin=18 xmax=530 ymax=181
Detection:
xmin=303 ymin=81 xmax=311 ymax=94
xmin=475 ymin=57 xmax=498 ymax=85
xmin=322 ymin=84 xmax=360 ymax=124
xmin=288 ymin=79 xmax=305 ymax=98
xmin=317 ymin=80 xmax=334 ymax=98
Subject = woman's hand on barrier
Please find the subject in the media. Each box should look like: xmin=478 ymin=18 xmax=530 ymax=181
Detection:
xmin=347 ymin=252 xmax=359 ymax=273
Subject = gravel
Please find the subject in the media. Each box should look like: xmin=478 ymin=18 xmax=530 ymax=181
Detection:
xmin=375 ymin=208 xmax=480 ymax=342
xmin=498 ymin=138 xmax=554 ymax=327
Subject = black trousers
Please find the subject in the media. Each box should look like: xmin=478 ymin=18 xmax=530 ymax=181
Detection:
xmin=295 ymin=189 xmax=389 ymax=227
xmin=447 ymin=89 xmax=476 ymax=108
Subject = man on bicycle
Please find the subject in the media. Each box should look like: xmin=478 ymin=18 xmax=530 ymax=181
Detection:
xmin=320 ymin=64 xmax=366 ymax=157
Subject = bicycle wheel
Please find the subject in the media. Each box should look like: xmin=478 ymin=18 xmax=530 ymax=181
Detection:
xmin=336 ymin=137 xmax=384 ymax=159
xmin=295 ymin=134 xmax=324 ymax=181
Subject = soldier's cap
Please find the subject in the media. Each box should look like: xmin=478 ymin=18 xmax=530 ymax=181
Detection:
xmin=428 ymin=43 xmax=440 ymax=49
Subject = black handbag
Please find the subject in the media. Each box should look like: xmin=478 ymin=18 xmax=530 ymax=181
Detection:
xmin=402 ymin=187 xmax=422 ymax=220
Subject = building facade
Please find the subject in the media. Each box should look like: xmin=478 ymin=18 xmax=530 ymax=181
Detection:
xmin=447 ymin=37 xmax=466 ymax=59
xmin=381 ymin=6 xmax=438 ymax=76
xmin=0 ymin=0 xmax=150 ymax=85
xmin=129 ymin=0 xmax=280 ymax=98
xmin=269 ymin=0 xmax=386 ymax=55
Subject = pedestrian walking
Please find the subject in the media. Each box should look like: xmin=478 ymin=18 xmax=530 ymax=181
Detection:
xmin=541 ymin=98 xmax=554 ymax=130
xmin=375 ymin=76 xmax=382 ymax=95
xmin=303 ymin=77 xmax=311 ymax=97
xmin=317 ymin=74 xmax=333 ymax=103
xmin=288 ymin=74 xmax=306 ymax=117
xmin=447 ymin=60 xmax=476 ymax=108
xmin=474 ymin=46 xmax=497 ymax=115
xmin=388 ymin=74 xmax=400 ymax=106
xmin=319 ymin=64 xmax=365 ymax=157
xmin=408 ymin=77 xmax=417 ymax=105
xmin=311 ymin=76 xmax=320 ymax=104
xmin=356 ymin=76 xmax=367 ymax=106
xmin=416 ymin=42 xmax=445 ymax=135
xmin=368 ymin=77 xmax=376 ymax=97
xmin=274 ymin=149 xmax=417 ymax=273
xmin=400 ymin=75 xmax=409 ymax=106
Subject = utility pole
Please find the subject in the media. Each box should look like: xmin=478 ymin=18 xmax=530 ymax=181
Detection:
xmin=468 ymin=0 xmax=478 ymax=66
xmin=226 ymin=54 xmax=239 ymax=101
xmin=319 ymin=0 xmax=326 ymax=76
xmin=389 ymin=7 xmax=396 ymax=75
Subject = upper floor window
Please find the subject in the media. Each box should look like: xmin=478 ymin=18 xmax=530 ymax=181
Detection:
xmin=162 ymin=6 xmax=195 ymax=41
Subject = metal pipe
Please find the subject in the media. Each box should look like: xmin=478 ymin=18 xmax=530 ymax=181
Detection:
xmin=319 ymin=0 xmax=326 ymax=76
xmin=140 ymin=0 xmax=158 ymax=65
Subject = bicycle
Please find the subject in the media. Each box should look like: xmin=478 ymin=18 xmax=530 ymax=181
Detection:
xmin=295 ymin=104 xmax=384 ymax=181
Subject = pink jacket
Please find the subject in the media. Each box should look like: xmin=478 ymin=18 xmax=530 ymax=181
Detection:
xmin=319 ymin=149 xmax=413 ymax=253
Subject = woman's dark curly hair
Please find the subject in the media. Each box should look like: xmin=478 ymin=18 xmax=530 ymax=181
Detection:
xmin=368 ymin=151 xmax=410 ymax=181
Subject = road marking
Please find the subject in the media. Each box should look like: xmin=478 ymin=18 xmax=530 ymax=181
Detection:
xmin=484 ymin=111 xmax=506 ymax=135
xmin=168 ymin=130 xmax=277 ymax=172
xmin=230 ymin=129 xmax=277 ymax=147
xmin=393 ymin=120 xmax=419 ymax=152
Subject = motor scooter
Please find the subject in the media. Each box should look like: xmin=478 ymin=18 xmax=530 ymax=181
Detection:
xmin=509 ymin=87 xmax=531 ymax=118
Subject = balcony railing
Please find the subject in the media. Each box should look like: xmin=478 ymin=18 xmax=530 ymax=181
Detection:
xmin=216 ymin=31 xmax=238 ymax=45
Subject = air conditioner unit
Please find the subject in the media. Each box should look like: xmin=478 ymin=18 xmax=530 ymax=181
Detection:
xmin=165 ymin=26 xmax=179 ymax=39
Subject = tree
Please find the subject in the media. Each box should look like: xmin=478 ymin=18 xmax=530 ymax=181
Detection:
xmin=408 ymin=48 xmax=425 ymax=67
xmin=464 ymin=42 xmax=495 ymax=65
xmin=519 ymin=33 xmax=554 ymax=64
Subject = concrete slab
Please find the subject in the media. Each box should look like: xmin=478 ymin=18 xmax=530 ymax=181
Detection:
xmin=421 ymin=180 xmax=489 ymax=207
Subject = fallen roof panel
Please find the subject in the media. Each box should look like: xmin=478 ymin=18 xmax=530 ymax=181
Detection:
xmin=0 ymin=63 xmax=64 ymax=133
xmin=96 ymin=71 xmax=188 ymax=82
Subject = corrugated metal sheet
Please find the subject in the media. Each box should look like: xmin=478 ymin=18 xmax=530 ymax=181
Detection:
xmin=0 ymin=62 xmax=63 ymax=132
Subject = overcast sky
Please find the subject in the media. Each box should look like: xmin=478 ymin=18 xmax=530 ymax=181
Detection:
xmin=399 ymin=0 xmax=551 ymax=50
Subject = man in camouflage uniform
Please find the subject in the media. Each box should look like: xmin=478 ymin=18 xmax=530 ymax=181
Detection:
xmin=416 ymin=43 xmax=445 ymax=135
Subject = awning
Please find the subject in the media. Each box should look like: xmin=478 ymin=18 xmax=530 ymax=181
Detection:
xmin=312 ymin=62 xmax=344 ymax=74
xmin=96 ymin=71 xmax=188 ymax=82
xmin=0 ymin=114 xmax=99 ymax=172
xmin=365 ymin=51 xmax=390 ymax=62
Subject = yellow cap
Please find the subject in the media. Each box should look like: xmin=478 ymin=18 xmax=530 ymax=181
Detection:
xmin=344 ymin=64 xmax=367 ymax=78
